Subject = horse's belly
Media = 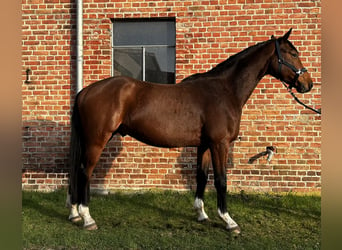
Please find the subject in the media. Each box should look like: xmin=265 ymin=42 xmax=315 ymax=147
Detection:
xmin=123 ymin=118 xmax=202 ymax=148
xmin=121 ymin=86 xmax=204 ymax=147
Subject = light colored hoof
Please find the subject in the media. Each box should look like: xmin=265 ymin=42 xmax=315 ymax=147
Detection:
xmin=84 ymin=223 xmax=98 ymax=230
xmin=229 ymin=225 xmax=241 ymax=235
xmin=194 ymin=198 xmax=209 ymax=222
xmin=198 ymin=214 xmax=209 ymax=222
xmin=69 ymin=216 xmax=82 ymax=223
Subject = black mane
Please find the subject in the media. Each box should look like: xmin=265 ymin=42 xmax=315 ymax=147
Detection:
xmin=182 ymin=39 xmax=273 ymax=82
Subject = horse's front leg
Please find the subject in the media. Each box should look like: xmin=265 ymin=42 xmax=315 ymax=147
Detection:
xmin=194 ymin=147 xmax=210 ymax=221
xmin=210 ymin=141 xmax=241 ymax=234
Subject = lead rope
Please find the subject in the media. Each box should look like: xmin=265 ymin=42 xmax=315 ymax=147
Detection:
xmin=281 ymin=81 xmax=321 ymax=115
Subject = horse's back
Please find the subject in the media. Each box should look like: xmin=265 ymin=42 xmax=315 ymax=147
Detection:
xmin=78 ymin=76 xmax=136 ymax=99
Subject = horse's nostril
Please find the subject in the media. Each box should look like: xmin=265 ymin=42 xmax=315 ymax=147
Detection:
xmin=305 ymin=82 xmax=313 ymax=93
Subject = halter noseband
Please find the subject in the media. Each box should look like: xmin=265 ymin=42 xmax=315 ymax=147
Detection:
xmin=274 ymin=39 xmax=321 ymax=115
xmin=275 ymin=39 xmax=307 ymax=88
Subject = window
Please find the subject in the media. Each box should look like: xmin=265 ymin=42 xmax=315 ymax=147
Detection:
xmin=112 ymin=18 xmax=176 ymax=84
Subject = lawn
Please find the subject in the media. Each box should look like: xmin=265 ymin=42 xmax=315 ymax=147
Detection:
xmin=22 ymin=189 xmax=320 ymax=249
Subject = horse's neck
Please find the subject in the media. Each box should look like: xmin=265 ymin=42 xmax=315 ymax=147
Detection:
xmin=226 ymin=41 xmax=275 ymax=108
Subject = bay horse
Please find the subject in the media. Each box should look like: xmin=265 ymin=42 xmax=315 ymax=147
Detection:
xmin=66 ymin=29 xmax=313 ymax=233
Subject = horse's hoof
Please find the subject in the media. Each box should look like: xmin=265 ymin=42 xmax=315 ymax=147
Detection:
xmin=84 ymin=223 xmax=98 ymax=230
xmin=229 ymin=226 xmax=241 ymax=236
xmin=69 ymin=216 xmax=82 ymax=223
xmin=198 ymin=215 xmax=209 ymax=222
xmin=198 ymin=218 xmax=209 ymax=222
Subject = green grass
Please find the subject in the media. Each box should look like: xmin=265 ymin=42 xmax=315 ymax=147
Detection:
xmin=23 ymin=189 xmax=320 ymax=249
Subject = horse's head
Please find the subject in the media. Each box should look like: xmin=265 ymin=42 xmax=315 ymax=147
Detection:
xmin=269 ymin=28 xmax=313 ymax=93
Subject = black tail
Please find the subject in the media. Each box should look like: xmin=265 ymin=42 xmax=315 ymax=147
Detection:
xmin=69 ymin=93 xmax=83 ymax=204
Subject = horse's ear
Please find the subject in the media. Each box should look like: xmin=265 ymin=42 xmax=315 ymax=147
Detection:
xmin=283 ymin=28 xmax=293 ymax=40
xmin=271 ymin=35 xmax=275 ymax=40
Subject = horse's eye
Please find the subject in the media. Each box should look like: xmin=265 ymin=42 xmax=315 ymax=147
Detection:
xmin=291 ymin=53 xmax=298 ymax=58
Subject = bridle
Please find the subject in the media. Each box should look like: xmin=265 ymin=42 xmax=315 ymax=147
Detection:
xmin=275 ymin=39 xmax=307 ymax=88
xmin=274 ymin=39 xmax=321 ymax=115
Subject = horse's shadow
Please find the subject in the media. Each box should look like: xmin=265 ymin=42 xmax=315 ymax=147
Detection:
xmin=107 ymin=191 xmax=195 ymax=223
xmin=22 ymin=191 xmax=67 ymax=221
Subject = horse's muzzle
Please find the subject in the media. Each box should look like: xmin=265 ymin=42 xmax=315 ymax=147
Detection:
xmin=296 ymin=80 xmax=313 ymax=93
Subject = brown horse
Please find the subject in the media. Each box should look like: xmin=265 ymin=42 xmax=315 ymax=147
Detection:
xmin=66 ymin=29 xmax=313 ymax=233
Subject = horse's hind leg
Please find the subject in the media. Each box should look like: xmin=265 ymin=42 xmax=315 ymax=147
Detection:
xmin=77 ymin=133 xmax=113 ymax=230
xmin=77 ymin=143 xmax=105 ymax=229
xmin=66 ymin=187 xmax=82 ymax=223
xmin=194 ymin=147 xmax=210 ymax=221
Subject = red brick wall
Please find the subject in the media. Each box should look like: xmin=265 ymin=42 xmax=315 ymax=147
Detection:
xmin=22 ymin=0 xmax=321 ymax=193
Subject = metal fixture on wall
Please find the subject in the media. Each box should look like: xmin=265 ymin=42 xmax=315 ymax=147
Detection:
xmin=76 ymin=0 xmax=83 ymax=93
xmin=25 ymin=68 xmax=31 ymax=84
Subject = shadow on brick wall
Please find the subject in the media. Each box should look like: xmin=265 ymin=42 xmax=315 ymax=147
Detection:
xmin=91 ymin=135 xmax=123 ymax=193
xmin=176 ymin=143 xmax=236 ymax=192
xmin=22 ymin=119 xmax=123 ymax=192
xmin=22 ymin=120 xmax=71 ymax=190
xmin=21 ymin=117 xmax=235 ymax=192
